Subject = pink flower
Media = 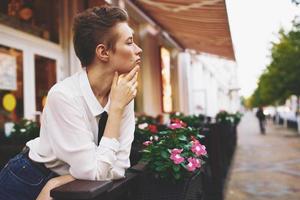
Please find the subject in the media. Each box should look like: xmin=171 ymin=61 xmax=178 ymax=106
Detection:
xmin=170 ymin=118 xmax=187 ymax=128
xmin=170 ymin=148 xmax=183 ymax=155
xmin=187 ymin=162 xmax=196 ymax=171
xmin=143 ymin=141 xmax=152 ymax=146
xmin=186 ymin=157 xmax=201 ymax=171
xmin=168 ymin=123 xmax=183 ymax=130
xmin=188 ymin=157 xmax=201 ymax=168
xmin=170 ymin=148 xmax=184 ymax=164
xmin=191 ymin=140 xmax=207 ymax=156
xmin=170 ymin=153 xmax=185 ymax=164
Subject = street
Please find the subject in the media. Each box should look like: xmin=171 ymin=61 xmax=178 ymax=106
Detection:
xmin=225 ymin=112 xmax=300 ymax=200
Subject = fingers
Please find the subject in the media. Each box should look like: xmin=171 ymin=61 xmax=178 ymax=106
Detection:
xmin=124 ymin=65 xmax=139 ymax=81
xmin=129 ymin=80 xmax=138 ymax=99
xmin=132 ymin=89 xmax=137 ymax=97
xmin=128 ymin=71 xmax=138 ymax=85
xmin=131 ymin=80 xmax=138 ymax=90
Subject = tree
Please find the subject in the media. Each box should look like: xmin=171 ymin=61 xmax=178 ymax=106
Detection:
xmin=250 ymin=21 xmax=300 ymax=107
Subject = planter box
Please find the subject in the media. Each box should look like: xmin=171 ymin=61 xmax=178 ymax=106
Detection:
xmin=132 ymin=171 xmax=204 ymax=200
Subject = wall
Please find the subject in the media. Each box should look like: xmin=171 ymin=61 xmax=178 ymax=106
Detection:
xmin=178 ymin=52 xmax=239 ymax=117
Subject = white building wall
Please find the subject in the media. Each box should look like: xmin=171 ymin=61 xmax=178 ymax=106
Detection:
xmin=177 ymin=52 xmax=191 ymax=115
xmin=180 ymin=53 xmax=239 ymax=117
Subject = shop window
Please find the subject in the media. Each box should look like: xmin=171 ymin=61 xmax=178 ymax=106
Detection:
xmin=34 ymin=55 xmax=56 ymax=112
xmin=0 ymin=44 xmax=24 ymax=137
xmin=0 ymin=0 xmax=60 ymax=43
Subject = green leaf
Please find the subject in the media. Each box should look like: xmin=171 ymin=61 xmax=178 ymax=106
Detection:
xmin=159 ymin=131 xmax=170 ymax=135
xmin=172 ymin=165 xmax=180 ymax=172
xmin=197 ymin=134 xmax=205 ymax=139
xmin=155 ymin=165 xmax=165 ymax=171
xmin=178 ymin=135 xmax=187 ymax=141
xmin=160 ymin=150 xmax=169 ymax=159
xmin=184 ymin=144 xmax=191 ymax=150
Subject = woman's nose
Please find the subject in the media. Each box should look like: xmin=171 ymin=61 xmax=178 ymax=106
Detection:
xmin=135 ymin=44 xmax=142 ymax=55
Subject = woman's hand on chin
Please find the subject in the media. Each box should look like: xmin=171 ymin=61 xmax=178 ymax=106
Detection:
xmin=110 ymin=65 xmax=139 ymax=112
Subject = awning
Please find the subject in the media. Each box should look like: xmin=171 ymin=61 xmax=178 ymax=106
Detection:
xmin=130 ymin=0 xmax=235 ymax=60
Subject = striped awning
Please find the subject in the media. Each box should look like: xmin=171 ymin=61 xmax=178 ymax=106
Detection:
xmin=131 ymin=0 xmax=235 ymax=60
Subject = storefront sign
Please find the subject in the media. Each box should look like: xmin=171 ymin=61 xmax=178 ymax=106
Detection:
xmin=0 ymin=52 xmax=17 ymax=90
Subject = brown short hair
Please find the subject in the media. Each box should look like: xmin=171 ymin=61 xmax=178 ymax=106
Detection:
xmin=73 ymin=6 xmax=128 ymax=66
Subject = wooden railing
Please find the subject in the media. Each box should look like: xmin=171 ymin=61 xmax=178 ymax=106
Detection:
xmin=51 ymin=163 xmax=146 ymax=200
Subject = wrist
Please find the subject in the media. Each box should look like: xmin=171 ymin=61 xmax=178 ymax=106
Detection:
xmin=109 ymin=104 xmax=124 ymax=114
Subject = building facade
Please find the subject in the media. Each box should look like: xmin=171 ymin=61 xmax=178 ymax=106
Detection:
xmin=0 ymin=0 xmax=239 ymax=137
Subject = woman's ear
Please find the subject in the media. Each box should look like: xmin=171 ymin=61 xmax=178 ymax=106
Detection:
xmin=95 ymin=44 xmax=109 ymax=62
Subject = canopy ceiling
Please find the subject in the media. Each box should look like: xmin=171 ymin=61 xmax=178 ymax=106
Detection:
xmin=131 ymin=0 xmax=235 ymax=60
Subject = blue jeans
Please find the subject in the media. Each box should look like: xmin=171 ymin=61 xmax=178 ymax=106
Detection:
xmin=0 ymin=152 xmax=57 ymax=200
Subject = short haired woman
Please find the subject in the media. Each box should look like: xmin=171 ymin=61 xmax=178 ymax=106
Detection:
xmin=0 ymin=6 xmax=142 ymax=200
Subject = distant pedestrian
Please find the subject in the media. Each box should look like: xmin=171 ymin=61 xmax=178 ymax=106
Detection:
xmin=256 ymin=107 xmax=266 ymax=134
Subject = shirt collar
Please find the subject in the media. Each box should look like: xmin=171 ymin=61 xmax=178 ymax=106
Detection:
xmin=79 ymin=68 xmax=110 ymax=117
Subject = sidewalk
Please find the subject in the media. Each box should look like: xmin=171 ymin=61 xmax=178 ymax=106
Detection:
xmin=225 ymin=112 xmax=300 ymax=200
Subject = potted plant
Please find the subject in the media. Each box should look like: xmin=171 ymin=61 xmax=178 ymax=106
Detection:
xmin=133 ymin=118 xmax=207 ymax=200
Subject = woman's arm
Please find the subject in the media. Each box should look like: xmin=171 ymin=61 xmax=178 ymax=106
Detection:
xmin=36 ymin=175 xmax=75 ymax=200
xmin=103 ymin=68 xmax=138 ymax=178
xmin=104 ymin=66 xmax=138 ymax=139
xmin=111 ymin=101 xmax=135 ymax=178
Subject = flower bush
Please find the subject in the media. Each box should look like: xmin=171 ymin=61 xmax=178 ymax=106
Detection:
xmin=216 ymin=111 xmax=243 ymax=125
xmin=133 ymin=115 xmax=163 ymax=147
xmin=8 ymin=119 xmax=40 ymax=144
xmin=216 ymin=110 xmax=233 ymax=124
xmin=231 ymin=112 xmax=243 ymax=125
xmin=138 ymin=117 xmax=207 ymax=181
xmin=169 ymin=112 xmax=206 ymax=128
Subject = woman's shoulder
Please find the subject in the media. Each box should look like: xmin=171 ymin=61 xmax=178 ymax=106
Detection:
xmin=48 ymin=73 xmax=81 ymax=99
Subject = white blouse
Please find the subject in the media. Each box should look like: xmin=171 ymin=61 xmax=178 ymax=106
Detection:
xmin=27 ymin=68 xmax=135 ymax=181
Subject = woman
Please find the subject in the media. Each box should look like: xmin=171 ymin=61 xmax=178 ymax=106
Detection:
xmin=0 ymin=6 xmax=142 ymax=200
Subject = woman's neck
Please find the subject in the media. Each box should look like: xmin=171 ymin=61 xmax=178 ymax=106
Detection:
xmin=86 ymin=63 xmax=114 ymax=106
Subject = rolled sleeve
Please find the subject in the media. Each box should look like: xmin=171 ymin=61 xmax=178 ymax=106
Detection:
xmin=99 ymin=137 xmax=120 ymax=152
